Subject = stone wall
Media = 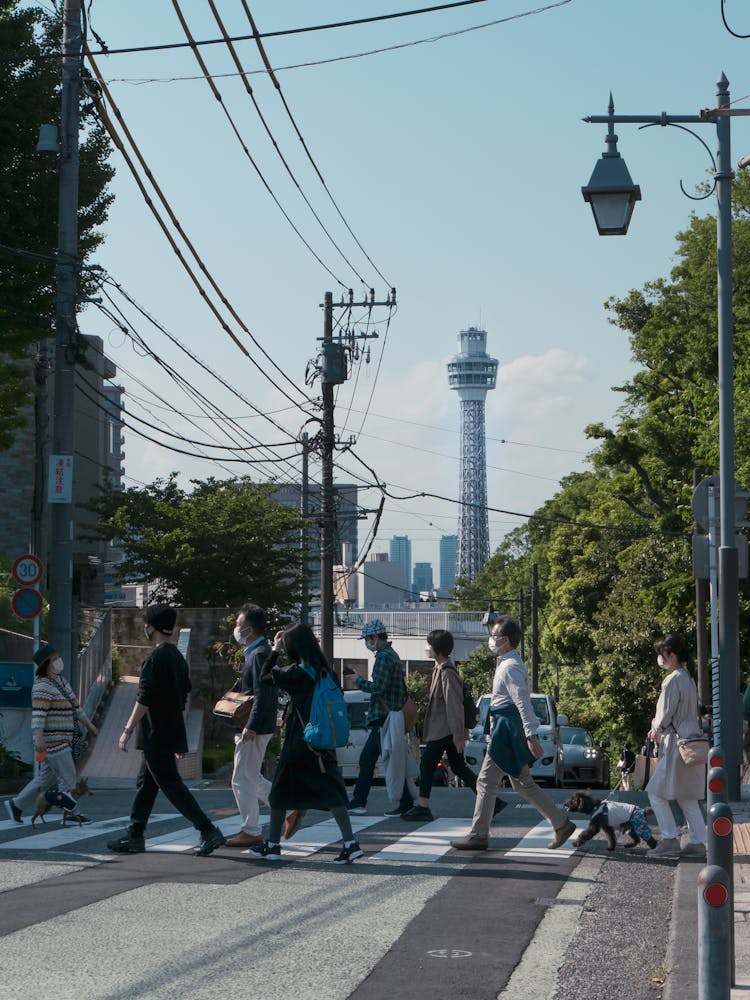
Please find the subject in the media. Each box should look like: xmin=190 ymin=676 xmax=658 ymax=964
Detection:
xmin=110 ymin=607 xmax=238 ymax=711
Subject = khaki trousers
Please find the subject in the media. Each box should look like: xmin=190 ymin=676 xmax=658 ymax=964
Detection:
xmin=231 ymin=733 xmax=272 ymax=836
xmin=470 ymin=749 xmax=567 ymax=839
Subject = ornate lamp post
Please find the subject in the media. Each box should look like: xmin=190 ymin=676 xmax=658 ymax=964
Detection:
xmin=582 ymin=74 xmax=749 ymax=799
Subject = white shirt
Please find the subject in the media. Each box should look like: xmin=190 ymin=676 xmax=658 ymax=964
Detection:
xmin=489 ymin=648 xmax=539 ymax=738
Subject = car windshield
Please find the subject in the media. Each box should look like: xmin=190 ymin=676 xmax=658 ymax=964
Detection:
xmin=530 ymin=696 xmax=550 ymax=725
xmin=560 ymin=727 xmax=593 ymax=747
xmin=347 ymin=702 xmax=370 ymax=730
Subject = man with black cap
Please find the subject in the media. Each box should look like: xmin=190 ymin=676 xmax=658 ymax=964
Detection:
xmin=107 ymin=604 xmax=225 ymax=856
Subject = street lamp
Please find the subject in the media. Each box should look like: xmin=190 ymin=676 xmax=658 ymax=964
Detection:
xmin=582 ymin=73 xmax=748 ymax=800
xmin=581 ymin=96 xmax=641 ymax=235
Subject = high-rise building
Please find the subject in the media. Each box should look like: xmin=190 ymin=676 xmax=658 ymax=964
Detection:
xmin=389 ymin=534 xmax=411 ymax=591
xmin=412 ymin=561 xmax=434 ymax=594
xmin=440 ymin=534 xmax=458 ymax=593
xmin=447 ymin=326 xmax=498 ymax=581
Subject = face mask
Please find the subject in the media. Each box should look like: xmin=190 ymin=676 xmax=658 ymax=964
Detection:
xmin=657 ymin=655 xmax=668 ymax=670
xmin=488 ymin=636 xmax=499 ymax=654
xmin=50 ymin=658 xmax=64 ymax=675
xmin=233 ymin=626 xmax=246 ymax=645
xmin=365 ymin=639 xmax=377 ymax=652
xmin=144 ymin=624 xmax=154 ymax=641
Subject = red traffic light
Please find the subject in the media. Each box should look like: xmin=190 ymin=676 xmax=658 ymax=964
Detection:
xmin=712 ymin=815 xmax=733 ymax=837
xmin=704 ymin=882 xmax=729 ymax=907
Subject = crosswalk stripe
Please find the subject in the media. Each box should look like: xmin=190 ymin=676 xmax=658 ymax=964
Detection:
xmin=371 ymin=818 xmax=471 ymax=862
xmin=0 ymin=814 xmax=177 ymax=851
xmin=147 ymin=815 xmax=266 ymax=852
xmin=246 ymin=814 xmax=383 ymax=859
xmin=504 ymin=819 xmax=586 ymax=859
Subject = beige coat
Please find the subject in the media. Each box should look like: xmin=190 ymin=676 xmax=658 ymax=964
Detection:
xmin=421 ymin=658 xmax=465 ymax=743
xmin=647 ymin=667 xmax=705 ymax=802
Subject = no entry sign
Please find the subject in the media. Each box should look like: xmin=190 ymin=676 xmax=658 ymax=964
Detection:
xmin=11 ymin=588 xmax=43 ymax=620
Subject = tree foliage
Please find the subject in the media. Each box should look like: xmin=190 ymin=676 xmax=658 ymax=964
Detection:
xmin=84 ymin=475 xmax=307 ymax=610
xmin=455 ymin=175 xmax=750 ymax=746
xmin=0 ymin=0 xmax=113 ymax=448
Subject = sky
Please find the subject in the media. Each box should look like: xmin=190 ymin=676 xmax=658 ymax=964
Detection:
xmin=45 ymin=0 xmax=750 ymax=587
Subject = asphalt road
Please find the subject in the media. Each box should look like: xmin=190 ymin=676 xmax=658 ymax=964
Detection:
xmin=0 ymin=785 xmax=676 ymax=1000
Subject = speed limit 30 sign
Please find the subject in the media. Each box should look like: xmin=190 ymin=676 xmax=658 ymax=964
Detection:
xmin=11 ymin=554 xmax=43 ymax=587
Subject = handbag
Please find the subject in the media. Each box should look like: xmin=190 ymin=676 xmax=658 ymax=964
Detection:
xmin=677 ymin=736 xmax=710 ymax=766
xmin=633 ymin=737 xmax=657 ymax=790
xmin=213 ymin=688 xmax=254 ymax=728
xmin=51 ymin=678 xmax=89 ymax=763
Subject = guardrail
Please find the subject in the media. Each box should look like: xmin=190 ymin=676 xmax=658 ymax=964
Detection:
xmin=76 ymin=610 xmax=112 ymax=718
xmin=313 ymin=610 xmax=487 ymax=638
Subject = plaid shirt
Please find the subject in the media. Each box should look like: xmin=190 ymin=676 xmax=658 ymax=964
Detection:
xmin=356 ymin=641 xmax=405 ymax=727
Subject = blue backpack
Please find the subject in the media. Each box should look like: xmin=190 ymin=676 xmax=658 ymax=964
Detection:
xmin=299 ymin=663 xmax=350 ymax=750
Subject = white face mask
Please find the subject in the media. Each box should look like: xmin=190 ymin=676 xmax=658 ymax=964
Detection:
xmin=657 ymin=655 xmax=669 ymax=670
xmin=488 ymin=636 xmax=499 ymax=654
xmin=233 ymin=626 xmax=246 ymax=645
xmin=365 ymin=639 xmax=377 ymax=652
xmin=50 ymin=658 xmax=64 ymax=675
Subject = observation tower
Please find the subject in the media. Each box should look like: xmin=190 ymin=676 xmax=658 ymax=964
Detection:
xmin=447 ymin=326 xmax=498 ymax=581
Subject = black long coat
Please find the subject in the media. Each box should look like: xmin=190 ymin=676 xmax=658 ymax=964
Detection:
xmin=264 ymin=660 xmax=349 ymax=811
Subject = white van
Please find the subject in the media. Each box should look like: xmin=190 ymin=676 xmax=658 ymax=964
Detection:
xmin=464 ymin=692 xmax=567 ymax=786
xmin=336 ymin=690 xmax=381 ymax=781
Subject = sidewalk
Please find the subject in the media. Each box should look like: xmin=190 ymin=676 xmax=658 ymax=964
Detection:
xmin=664 ymin=787 xmax=750 ymax=1000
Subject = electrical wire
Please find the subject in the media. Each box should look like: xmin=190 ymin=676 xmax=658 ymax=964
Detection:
xmin=86 ymin=48 xmax=320 ymax=406
xmin=354 ymin=304 xmax=395 ymax=439
xmin=84 ymin=0 xmax=513 ymax=57
xmin=241 ymin=1 xmax=392 ymax=289
xmin=203 ymin=0 xmax=378 ymax=289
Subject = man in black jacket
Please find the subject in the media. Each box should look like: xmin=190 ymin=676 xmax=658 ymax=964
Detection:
xmin=225 ymin=603 xmax=278 ymax=848
xmin=107 ymin=604 xmax=225 ymax=856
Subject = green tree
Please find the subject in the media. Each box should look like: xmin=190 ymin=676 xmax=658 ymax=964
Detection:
xmin=0 ymin=0 xmax=113 ymax=447
xmin=84 ymin=474 xmax=308 ymax=610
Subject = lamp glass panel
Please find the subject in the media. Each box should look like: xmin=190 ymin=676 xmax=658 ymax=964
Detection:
xmin=591 ymin=192 xmax=632 ymax=233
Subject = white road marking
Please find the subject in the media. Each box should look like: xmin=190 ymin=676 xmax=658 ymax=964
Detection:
xmin=0 ymin=815 xmax=177 ymax=850
xmin=371 ymin=818 xmax=472 ymax=862
xmin=504 ymin=819 xmax=586 ymax=859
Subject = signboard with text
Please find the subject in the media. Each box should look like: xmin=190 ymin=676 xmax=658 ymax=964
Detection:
xmin=11 ymin=554 xmax=43 ymax=587
xmin=48 ymin=454 xmax=73 ymax=503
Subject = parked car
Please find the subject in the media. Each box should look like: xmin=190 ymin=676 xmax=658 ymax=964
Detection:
xmin=464 ymin=692 xmax=568 ymax=787
xmin=336 ymin=690 xmax=382 ymax=782
xmin=558 ymin=726 xmax=611 ymax=788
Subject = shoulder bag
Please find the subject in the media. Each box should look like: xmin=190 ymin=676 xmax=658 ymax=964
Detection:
xmin=677 ymin=736 xmax=710 ymax=766
xmin=213 ymin=685 xmax=254 ymax=729
xmin=51 ymin=678 xmax=89 ymax=763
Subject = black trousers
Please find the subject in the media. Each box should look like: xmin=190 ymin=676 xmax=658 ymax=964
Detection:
xmin=419 ymin=735 xmax=477 ymax=799
xmin=130 ymin=749 xmax=212 ymax=835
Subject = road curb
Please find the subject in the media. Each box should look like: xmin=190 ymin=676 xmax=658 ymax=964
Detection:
xmin=663 ymin=859 xmax=700 ymax=1000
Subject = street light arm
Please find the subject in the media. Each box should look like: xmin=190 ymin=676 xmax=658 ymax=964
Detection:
xmin=638 ymin=121 xmax=717 ymax=201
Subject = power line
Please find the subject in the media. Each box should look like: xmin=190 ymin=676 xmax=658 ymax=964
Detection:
xmin=84 ymin=0 xmax=511 ymax=57
xmin=86 ymin=50 xmax=321 ymax=405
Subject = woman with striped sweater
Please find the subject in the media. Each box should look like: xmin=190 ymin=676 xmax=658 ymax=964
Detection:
xmin=4 ymin=643 xmax=98 ymax=825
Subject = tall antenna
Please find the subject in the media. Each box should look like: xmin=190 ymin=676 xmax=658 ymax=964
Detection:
xmin=447 ymin=326 xmax=498 ymax=581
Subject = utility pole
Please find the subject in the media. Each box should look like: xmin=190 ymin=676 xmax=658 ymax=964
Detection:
xmin=518 ymin=588 xmax=525 ymax=663
xmin=49 ymin=0 xmax=82 ymax=687
xmin=317 ymin=288 xmax=396 ymax=665
xmin=530 ymin=563 xmax=539 ymax=691
xmin=300 ymin=432 xmax=310 ymax=626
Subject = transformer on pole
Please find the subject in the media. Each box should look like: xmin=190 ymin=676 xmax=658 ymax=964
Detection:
xmin=447 ymin=327 xmax=498 ymax=581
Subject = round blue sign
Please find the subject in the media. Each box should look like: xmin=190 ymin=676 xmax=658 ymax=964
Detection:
xmin=11 ymin=587 xmax=43 ymax=620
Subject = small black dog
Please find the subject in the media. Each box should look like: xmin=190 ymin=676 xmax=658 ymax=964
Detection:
xmin=565 ymin=791 xmax=657 ymax=851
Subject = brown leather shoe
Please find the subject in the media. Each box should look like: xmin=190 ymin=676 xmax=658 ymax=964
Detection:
xmin=225 ymin=831 xmax=263 ymax=848
xmin=548 ymin=819 xmax=576 ymax=850
xmin=450 ymin=834 xmax=489 ymax=851
xmin=283 ymin=809 xmax=306 ymax=840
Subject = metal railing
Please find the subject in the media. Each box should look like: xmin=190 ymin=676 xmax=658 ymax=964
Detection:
xmin=313 ymin=609 xmax=487 ymax=638
xmin=76 ymin=610 xmax=112 ymax=718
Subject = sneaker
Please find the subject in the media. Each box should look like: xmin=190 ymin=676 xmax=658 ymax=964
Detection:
xmin=249 ymin=840 xmax=282 ymax=860
xmin=384 ymin=805 xmax=409 ymax=817
xmin=334 ymin=840 xmax=364 ymax=864
xmin=493 ymin=798 xmax=508 ymax=817
xmin=348 ymin=804 xmax=367 ymax=815
xmin=193 ymin=826 xmax=226 ymax=857
xmin=402 ymin=805 xmax=434 ymax=822
xmin=107 ymin=832 xmax=146 ymax=854
xmin=547 ymin=819 xmax=576 ymax=850
xmin=648 ymin=837 xmax=680 ymax=858
xmin=450 ymin=834 xmax=489 ymax=851
xmin=680 ymin=842 xmax=706 ymax=857
xmin=63 ymin=811 xmax=91 ymax=825
xmin=4 ymin=799 xmax=22 ymax=824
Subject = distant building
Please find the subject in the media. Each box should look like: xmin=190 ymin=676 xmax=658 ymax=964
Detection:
xmin=440 ymin=534 xmax=458 ymax=593
xmin=412 ymin=562 xmax=434 ymax=594
xmin=356 ymin=554 xmax=410 ymax=607
xmin=389 ymin=534 xmax=412 ymax=591
xmin=0 ymin=335 xmax=125 ymax=607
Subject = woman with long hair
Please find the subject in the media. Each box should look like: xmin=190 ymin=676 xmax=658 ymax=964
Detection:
xmin=646 ymin=634 xmax=707 ymax=858
xmin=250 ymin=623 xmax=363 ymax=863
